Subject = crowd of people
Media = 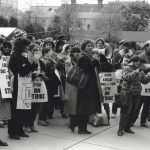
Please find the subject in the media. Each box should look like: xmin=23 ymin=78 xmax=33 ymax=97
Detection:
xmin=0 ymin=33 xmax=150 ymax=146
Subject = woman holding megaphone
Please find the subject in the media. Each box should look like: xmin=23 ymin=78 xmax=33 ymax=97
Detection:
xmin=92 ymin=38 xmax=122 ymax=125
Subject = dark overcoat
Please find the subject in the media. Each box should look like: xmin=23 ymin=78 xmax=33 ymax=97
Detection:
xmin=76 ymin=51 xmax=100 ymax=115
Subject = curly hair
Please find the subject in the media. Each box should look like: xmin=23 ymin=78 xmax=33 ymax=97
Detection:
xmin=13 ymin=37 xmax=31 ymax=54
xmin=80 ymin=40 xmax=93 ymax=51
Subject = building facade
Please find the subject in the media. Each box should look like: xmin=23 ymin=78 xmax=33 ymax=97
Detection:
xmin=31 ymin=6 xmax=59 ymax=30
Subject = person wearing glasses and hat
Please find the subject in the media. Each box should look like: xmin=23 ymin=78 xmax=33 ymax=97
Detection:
xmin=118 ymin=55 xmax=150 ymax=136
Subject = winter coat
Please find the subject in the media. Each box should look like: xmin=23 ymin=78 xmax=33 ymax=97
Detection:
xmin=9 ymin=53 xmax=38 ymax=108
xmin=76 ymin=51 xmax=100 ymax=115
xmin=64 ymin=58 xmax=78 ymax=115
xmin=39 ymin=57 xmax=61 ymax=98
xmin=121 ymin=64 xmax=150 ymax=95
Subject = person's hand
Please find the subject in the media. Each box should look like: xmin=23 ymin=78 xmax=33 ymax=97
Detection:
xmin=27 ymin=51 xmax=34 ymax=64
xmin=138 ymin=71 xmax=144 ymax=80
xmin=34 ymin=51 xmax=42 ymax=60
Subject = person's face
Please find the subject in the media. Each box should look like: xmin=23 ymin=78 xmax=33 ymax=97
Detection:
xmin=85 ymin=42 xmax=93 ymax=52
xmin=45 ymin=43 xmax=53 ymax=50
xmin=97 ymin=41 xmax=104 ymax=49
xmin=73 ymin=51 xmax=80 ymax=59
xmin=23 ymin=45 xmax=29 ymax=53
xmin=133 ymin=60 xmax=141 ymax=68
xmin=58 ymin=45 xmax=63 ymax=53
xmin=3 ymin=46 xmax=11 ymax=55
xmin=66 ymin=47 xmax=71 ymax=55
xmin=122 ymin=46 xmax=129 ymax=53
xmin=31 ymin=37 xmax=36 ymax=43
xmin=119 ymin=44 xmax=123 ymax=50
xmin=31 ymin=46 xmax=39 ymax=55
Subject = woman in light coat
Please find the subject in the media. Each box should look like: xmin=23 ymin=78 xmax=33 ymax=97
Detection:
xmin=64 ymin=47 xmax=81 ymax=132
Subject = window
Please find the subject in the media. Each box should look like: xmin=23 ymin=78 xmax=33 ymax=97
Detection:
xmin=87 ymin=24 xmax=90 ymax=30
xmin=48 ymin=8 xmax=52 ymax=12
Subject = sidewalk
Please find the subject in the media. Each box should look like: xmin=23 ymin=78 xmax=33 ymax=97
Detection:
xmin=0 ymin=114 xmax=150 ymax=150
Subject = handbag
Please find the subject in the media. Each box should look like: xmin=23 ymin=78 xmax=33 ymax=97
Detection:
xmin=114 ymin=90 xmax=128 ymax=108
xmin=66 ymin=66 xmax=88 ymax=89
xmin=88 ymin=113 xmax=109 ymax=127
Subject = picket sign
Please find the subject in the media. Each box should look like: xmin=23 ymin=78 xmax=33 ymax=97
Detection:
xmin=32 ymin=78 xmax=48 ymax=103
xmin=17 ymin=75 xmax=32 ymax=109
xmin=0 ymin=56 xmax=12 ymax=99
xmin=99 ymin=72 xmax=117 ymax=103
xmin=141 ymin=83 xmax=150 ymax=96
xmin=141 ymin=64 xmax=150 ymax=96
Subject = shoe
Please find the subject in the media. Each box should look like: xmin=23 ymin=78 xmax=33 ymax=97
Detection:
xmin=30 ymin=126 xmax=38 ymax=132
xmin=107 ymin=122 xmax=110 ymax=126
xmin=69 ymin=125 xmax=75 ymax=133
xmin=124 ymin=129 xmax=135 ymax=134
xmin=78 ymin=129 xmax=92 ymax=134
xmin=140 ymin=123 xmax=148 ymax=127
xmin=83 ymin=130 xmax=92 ymax=134
xmin=0 ymin=140 xmax=8 ymax=146
xmin=9 ymin=135 xmax=20 ymax=140
xmin=117 ymin=130 xmax=124 ymax=136
xmin=24 ymin=127 xmax=32 ymax=133
xmin=61 ymin=114 xmax=68 ymax=118
xmin=78 ymin=130 xmax=85 ymax=134
xmin=111 ymin=114 xmax=116 ymax=118
xmin=38 ymin=120 xmax=48 ymax=126
xmin=0 ymin=121 xmax=5 ymax=128
xmin=19 ymin=133 xmax=29 ymax=137
xmin=48 ymin=115 xmax=53 ymax=119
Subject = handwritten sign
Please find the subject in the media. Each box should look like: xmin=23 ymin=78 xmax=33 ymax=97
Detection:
xmin=141 ymin=83 xmax=150 ymax=96
xmin=0 ymin=56 xmax=12 ymax=98
xmin=32 ymin=80 xmax=48 ymax=103
xmin=17 ymin=75 xmax=32 ymax=109
xmin=99 ymin=72 xmax=117 ymax=103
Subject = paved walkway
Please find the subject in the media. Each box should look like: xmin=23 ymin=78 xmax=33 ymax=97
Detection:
xmin=0 ymin=113 xmax=150 ymax=150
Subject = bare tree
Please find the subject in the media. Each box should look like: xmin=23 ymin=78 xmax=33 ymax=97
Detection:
xmin=95 ymin=3 xmax=123 ymax=42
xmin=57 ymin=0 xmax=78 ymax=40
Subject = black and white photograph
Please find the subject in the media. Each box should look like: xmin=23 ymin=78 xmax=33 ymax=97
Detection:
xmin=0 ymin=0 xmax=150 ymax=149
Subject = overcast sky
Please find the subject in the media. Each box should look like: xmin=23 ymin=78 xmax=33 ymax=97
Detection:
xmin=18 ymin=0 xmax=148 ymax=10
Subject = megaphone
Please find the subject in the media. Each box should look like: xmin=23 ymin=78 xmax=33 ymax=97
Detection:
xmin=92 ymin=44 xmax=112 ymax=59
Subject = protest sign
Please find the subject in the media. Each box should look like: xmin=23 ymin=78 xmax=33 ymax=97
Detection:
xmin=99 ymin=72 xmax=117 ymax=103
xmin=32 ymin=80 xmax=48 ymax=103
xmin=0 ymin=56 xmax=12 ymax=98
xmin=141 ymin=83 xmax=150 ymax=96
xmin=17 ymin=75 xmax=32 ymax=109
